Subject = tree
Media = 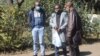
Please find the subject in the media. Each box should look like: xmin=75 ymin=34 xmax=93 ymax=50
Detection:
xmin=16 ymin=0 xmax=24 ymax=8
xmin=6 ymin=0 xmax=24 ymax=8
xmin=6 ymin=0 xmax=13 ymax=5
xmin=0 ymin=0 xmax=100 ymax=52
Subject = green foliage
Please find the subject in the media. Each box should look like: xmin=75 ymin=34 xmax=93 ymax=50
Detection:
xmin=0 ymin=5 xmax=32 ymax=51
xmin=74 ymin=1 xmax=100 ymax=39
xmin=0 ymin=0 xmax=100 ymax=52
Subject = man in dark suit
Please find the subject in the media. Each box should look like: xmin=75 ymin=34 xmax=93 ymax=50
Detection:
xmin=65 ymin=2 xmax=82 ymax=56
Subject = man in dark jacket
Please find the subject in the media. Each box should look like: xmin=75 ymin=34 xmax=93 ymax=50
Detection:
xmin=28 ymin=1 xmax=46 ymax=56
xmin=65 ymin=2 xmax=82 ymax=56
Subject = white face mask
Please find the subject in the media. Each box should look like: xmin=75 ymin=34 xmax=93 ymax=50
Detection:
xmin=35 ymin=6 xmax=40 ymax=10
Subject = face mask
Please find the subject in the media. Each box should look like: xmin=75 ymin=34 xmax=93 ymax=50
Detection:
xmin=35 ymin=6 xmax=40 ymax=10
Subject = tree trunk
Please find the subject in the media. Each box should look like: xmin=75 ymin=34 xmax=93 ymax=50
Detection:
xmin=16 ymin=0 xmax=24 ymax=8
xmin=6 ymin=0 xmax=13 ymax=5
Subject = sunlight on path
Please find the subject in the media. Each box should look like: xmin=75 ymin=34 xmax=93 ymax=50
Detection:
xmin=0 ymin=42 xmax=100 ymax=56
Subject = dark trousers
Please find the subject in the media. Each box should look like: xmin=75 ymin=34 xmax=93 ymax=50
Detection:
xmin=69 ymin=44 xmax=80 ymax=56
xmin=55 ymin=43 xmax=67 ymax=56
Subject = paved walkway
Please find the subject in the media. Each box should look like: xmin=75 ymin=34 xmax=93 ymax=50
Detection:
xmin=0 ymin=42 xmax=100 ymax=56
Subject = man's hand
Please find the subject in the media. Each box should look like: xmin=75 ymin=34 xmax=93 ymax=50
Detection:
xmin=57 ymin=28 xmax=60 ymax=32
xmin=54 ymin=27 xmax=61 ymax=32
xmin=54 ymin=27 xmax=58 ymax=31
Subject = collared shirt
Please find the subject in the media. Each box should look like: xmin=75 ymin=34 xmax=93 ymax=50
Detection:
xmin=34 ymin=10 xmax=41 ymax=17
xmin=33 ymin=10 xmax=43 ymax=28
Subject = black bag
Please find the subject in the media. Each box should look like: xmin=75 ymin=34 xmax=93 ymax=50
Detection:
xmin=73 ymin=31 xmax=82 ymax=45
xmin=73 ymin=12 xmax=82 ymax=45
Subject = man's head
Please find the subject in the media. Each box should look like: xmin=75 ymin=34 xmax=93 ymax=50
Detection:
xmin=34 ymin=1 xmax=41 ymax=10
xmin=35 ymin=1 xmax=40 ymax=6
xmin=64 ymin=2 xmax=73 ymax=12
xmin=54 ymin=4 xmax=61 ymax=13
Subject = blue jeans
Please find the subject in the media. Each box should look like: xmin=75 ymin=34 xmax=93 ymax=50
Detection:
xmin=32 ymin=27 xmax=45 ymax=56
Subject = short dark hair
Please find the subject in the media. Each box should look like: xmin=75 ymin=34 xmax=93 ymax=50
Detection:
xmin=67 ymin=1 xmax=73 ymax=7
xmin=55 ymin=4 xmax=61 ymax=9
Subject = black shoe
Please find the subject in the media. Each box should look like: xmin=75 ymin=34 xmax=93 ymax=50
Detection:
xmin=64 ymin=55 xmax=67 ymax=56
xmin=41 ymin=55 xmax=45 ymax=56
xmin=34 ymin=55 xmax=37 ymax=56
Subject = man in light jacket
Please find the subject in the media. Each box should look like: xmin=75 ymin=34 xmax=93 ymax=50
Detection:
xmin=49 ymin=4 xmax=68 ymax=56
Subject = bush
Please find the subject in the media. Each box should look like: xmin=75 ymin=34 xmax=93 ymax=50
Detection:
xmin=0 ymin=0 xmax=100 ymax=52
